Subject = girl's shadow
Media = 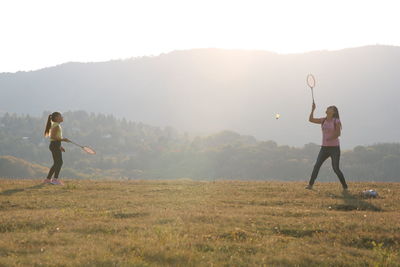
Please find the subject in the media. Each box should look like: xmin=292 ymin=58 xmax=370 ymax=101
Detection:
xmin=327 ymin=190 xmax=382 ymax=212
xmin=0 ymin=183 xmax=46 ymax=196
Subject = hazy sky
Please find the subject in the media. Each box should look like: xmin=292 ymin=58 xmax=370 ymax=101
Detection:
xmin=1 ymin=0 xmax=399 ymax=72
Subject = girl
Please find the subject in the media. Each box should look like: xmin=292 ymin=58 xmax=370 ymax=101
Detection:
xmin=306 ymin=103 xmax=348 ymax=190
xmin=43 ymin=112 xmax=70 ymax=185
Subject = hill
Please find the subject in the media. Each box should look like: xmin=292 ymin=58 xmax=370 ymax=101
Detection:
xmin=0 ymin=156 xmax=48 ymax=178
xmin=1 ymin=46 xmax=400 ymax=147
xmin=0 ymin=179 xmax=399 ymax=266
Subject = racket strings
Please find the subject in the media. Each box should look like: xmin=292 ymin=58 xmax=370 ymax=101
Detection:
xmin=307 ymin=74 xmax=316 ymax=88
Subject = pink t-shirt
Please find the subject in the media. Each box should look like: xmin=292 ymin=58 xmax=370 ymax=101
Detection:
xmin=318 ymin=118 xmax=341 ymax=147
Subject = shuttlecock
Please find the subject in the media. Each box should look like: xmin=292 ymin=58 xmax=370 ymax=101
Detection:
xmin=275 ymin=113 xmax=281 ymax=120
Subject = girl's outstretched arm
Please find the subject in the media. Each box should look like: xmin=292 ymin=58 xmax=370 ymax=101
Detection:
xmin=309 ymin=103 xmax=323 ymax=124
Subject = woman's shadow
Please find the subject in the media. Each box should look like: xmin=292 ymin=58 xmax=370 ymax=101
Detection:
xmin=328 ymin=190 xmax=382 ymax=212
xmin=0 ymin=183 xmax=46 ymax=196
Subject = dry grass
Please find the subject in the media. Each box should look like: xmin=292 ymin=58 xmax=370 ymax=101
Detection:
xmin=0 ymin=179 xmax=399 ymax=266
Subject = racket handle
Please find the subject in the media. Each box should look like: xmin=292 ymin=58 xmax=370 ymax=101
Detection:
xmin=70 ymin=141 xmax=83 ymax=148
xmin=311 ymin=88 xmax=315 ymax=104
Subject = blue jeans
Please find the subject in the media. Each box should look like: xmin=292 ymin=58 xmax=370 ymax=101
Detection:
xmin=308 ymin=146 xmax=348 ymax=188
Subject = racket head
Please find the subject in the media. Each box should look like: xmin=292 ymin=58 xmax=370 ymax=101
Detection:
xmin=307 ymin=74 xmax=316 ymax=88
xmin=82 ymin=146 xmax=96 ymax=155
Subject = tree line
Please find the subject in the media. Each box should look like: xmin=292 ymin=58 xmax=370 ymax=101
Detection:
xmin=0 ymin=111 xmax=399 ymax=181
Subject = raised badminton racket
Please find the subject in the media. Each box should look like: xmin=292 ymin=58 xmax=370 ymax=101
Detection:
xmin=307 ymin=74 xmax=316 ymax=104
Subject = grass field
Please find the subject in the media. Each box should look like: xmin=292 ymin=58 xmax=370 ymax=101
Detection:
xmin=0 ymin=179 xmax=399 ymax=266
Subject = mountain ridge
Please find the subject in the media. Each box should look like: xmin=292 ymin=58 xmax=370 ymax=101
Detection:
xmin=1 ymin=45 xmax=399 ymax=148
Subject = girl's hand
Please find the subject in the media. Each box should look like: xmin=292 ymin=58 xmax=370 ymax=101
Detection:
xmin=63 ymin=138 xmax=71 ymax=142
xmin=61 ymin=146 xmax=66 ymax=152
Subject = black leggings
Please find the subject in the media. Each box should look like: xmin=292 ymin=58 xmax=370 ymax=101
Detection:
xmin=47 ymin=141 xmax=63 ymax=179
xmin=308 ymin=146 xmax=347 ymax=188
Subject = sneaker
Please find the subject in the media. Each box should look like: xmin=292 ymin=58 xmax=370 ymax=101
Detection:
xmin=50 ymin=179 xmax=63 ymax=185
xmin=305 ymin=185 xmax=313 ymax=190
xmin=42 ymin=179 xmax=51 ymax=184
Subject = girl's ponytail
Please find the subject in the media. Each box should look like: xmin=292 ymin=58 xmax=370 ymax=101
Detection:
xmin=331 ymin=106 xmax=342 ymax=130
xmin=44 ymin=114 xmax=52 ymax=137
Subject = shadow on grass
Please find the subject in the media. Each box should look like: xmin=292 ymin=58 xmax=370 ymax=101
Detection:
xmin=329 ymin=190 xmax=382 ymax=212
xmin=273 ymin=228 xmax=324 ymax=238
xmin=112 ymin=212 xmax=149 ymax=219
xmin=0 ymin=183 xmax=46 ymax=196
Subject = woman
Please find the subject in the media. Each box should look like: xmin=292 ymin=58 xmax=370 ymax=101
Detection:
xmin=306 ymin=103 xmax=348 ymax=190
xmin=43 ymin=112 xmax=70 ymax=185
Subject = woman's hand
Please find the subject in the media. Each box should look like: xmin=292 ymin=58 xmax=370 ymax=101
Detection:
xmin=63 ymin=138 xmax=71 ymax=143
xmin=60 ymin=146 xmax=66 ymax=152
xmin=312 ymin=102 xmax=316 ymax=111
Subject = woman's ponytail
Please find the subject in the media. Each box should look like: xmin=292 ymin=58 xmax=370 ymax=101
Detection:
xmin=44 ymin=112 xmax=61 ymax=137
xmin=44 ymin=114 xmax=52 ymax=137
xmin=331 ymin=106 xmax=342 ymax=130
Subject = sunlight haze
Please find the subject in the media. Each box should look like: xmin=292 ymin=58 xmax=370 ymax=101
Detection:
xmin=1 ymin=0 xmax=399 ymax=72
